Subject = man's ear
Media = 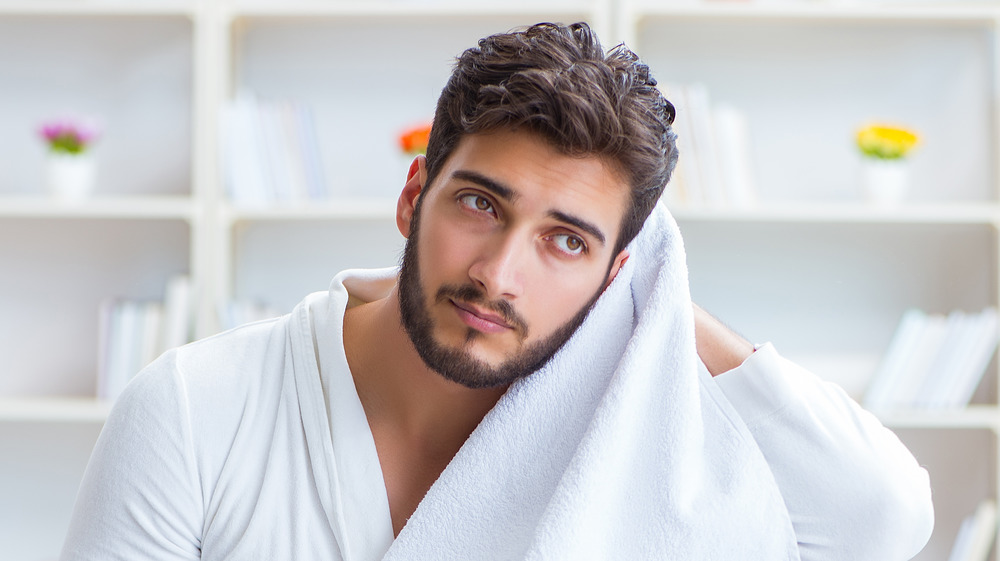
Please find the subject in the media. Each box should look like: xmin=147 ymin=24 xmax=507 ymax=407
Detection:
xmin=396 ymin=155 xmax=427 ymax=238
xmin=603 ymin=249 xmax=630 ymax=290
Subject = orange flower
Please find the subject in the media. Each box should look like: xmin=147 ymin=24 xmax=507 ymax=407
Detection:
xmin=399 ymin=122 xmax=432 ymax=155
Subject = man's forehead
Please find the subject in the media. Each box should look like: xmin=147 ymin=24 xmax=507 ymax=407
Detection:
xmin=442 ymin=131 xmax=629 ymax=201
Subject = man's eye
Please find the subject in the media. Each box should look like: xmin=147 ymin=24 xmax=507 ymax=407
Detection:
xmin=459 ymin=194 xmax=495 ymax=214
xmin=552 ymin=234 xmax=586 ymax=255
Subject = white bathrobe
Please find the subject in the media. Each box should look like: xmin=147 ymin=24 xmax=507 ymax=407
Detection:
xmin=62 ymin=201 xmax=933 ymax=560
xmin=61 ymin=267 xmax=932 ymax=561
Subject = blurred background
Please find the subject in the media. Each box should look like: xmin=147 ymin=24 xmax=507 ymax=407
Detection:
xmin=1 ymin=0 xmax=997 ymax=559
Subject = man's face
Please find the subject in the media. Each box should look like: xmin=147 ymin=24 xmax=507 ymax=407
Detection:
xmin=396 ymin=130 xmax=631 ymax=389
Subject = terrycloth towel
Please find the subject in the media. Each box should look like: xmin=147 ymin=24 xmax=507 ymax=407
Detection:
xmin=382 ymin=203 xmax=800 ymax=560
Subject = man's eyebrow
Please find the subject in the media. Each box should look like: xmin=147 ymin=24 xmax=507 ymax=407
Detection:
xmin=453 ymin=169 xmax=607 ymax=245
xmin=548 ymin=210 xmax=607 ymax=246
xmin=452 ymin=170 xmax=518 ymax=203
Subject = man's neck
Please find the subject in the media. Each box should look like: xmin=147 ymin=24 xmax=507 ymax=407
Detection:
xmin=342 ymin=284 xmax=507 ymax=535
xmin=342 ymin=283 xmax=506 ymax=460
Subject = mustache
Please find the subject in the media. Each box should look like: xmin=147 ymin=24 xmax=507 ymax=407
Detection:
xmin=435 ymin=283 xmax=529 ymax=338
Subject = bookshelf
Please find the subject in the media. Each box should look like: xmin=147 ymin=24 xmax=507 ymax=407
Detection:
xmin=0 ymin=1 xmax=996 ymax=559
xmin=621 ymin=2 xmax=1000 ymax=559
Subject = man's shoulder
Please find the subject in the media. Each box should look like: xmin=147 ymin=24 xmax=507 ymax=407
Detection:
xmin=115 ymin=315 xmax=294 ymax=431
xmin=172 ymin=314 xmax=293 ymax=403
xmin=177 ymin=315 xmax=289 ymax=371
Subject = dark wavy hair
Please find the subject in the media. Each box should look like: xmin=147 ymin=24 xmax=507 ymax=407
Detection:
xmin=423 ymin=21 xmax=678 ymax=254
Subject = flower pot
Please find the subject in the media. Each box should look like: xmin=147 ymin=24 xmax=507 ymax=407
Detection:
xmin=861 ymin=159 xmax=909 ymax=206
xmin=46 ymin=152 xmax=96 ymax=201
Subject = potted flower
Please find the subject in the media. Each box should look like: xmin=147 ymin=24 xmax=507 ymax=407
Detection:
xmin=39 ymin=118 xmax=101 ymax=200
xmin=398 ymin=122 xmax=432 ymax=156
xmin=856 ymin=123 xmax=919 ymax=205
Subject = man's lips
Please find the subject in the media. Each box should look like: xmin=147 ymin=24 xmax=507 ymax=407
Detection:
xmin=450 ymin=299 xmax=513 ymax=333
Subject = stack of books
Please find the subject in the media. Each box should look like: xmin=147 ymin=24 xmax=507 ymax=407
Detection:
xmin=658 ymin=82 xmax=758 ymax=209
xmin=222 ymin=95 xmax=328 ymax=205
xmin=863 ymin=308 xmax=999 ymax=411
xmin=97 ymin=275 xmax=193 ymax=401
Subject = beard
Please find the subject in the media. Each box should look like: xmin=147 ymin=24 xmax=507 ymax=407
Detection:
xmin=398 ymin=198 xmax=604 ymax=389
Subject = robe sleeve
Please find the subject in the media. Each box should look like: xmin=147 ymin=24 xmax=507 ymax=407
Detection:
xmin=60 ymin=350 xmax=203 ymax=560
xmin=712 ymin=343 xmax=934 ymax=561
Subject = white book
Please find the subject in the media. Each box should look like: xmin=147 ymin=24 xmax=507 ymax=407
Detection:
xmin=685 ymin=83 xmax=726 ymax=206
xmin=863 ymin=309 xmax=927 ymax=411
xmin=712 ymin=104 xmax=757 ymax=208
xmin=95 ymin=298 xmax=117 ymax=401
xmin=658 ymin=83 xmax=697 ymax=207
xmin=279 ymin=101 xmax=312 ymax=201
xmin=126 ymin=301 xmax=150 ymax=396
xmin=247 ymin=96 xmax=279 ymax=202
xmin=160 ymin=274 xmax=192 ymax=355
xmin=913 ymin=309 xmax=969 ymax=409
xmin=258 ymin=101 xmax=296 ymax=202
xmin=139 ymin=302 xmax=164 ymax=370
xmin=223 ymin=96 xmax=270 ymax=205
xmin=261 ymin=101 xmax=305 ymax=202
xmin=963 ymin=500 xmax=997 ymax=561
xmin=948 ymin=514 xmax=975 ymax=561
xmin=104 ymin=300 xmax=139 ymax=401
xmin=888 ymin=313 xmax=949 ymax=409
xmin=296 ymin=103 xmax=328 ymax=200
xmin=923 ymin=310 xmax=982 ymax=409
xmin=946 ymin=308 xmax=999 ymax=408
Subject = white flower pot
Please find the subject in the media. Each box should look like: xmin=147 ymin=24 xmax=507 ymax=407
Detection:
xmin=862 ymin=159 xmax=909 ymax=206
xmin=46 ymin=152 xmax=96 ymax=201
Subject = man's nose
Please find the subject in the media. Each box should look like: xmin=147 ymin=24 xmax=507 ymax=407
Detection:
xmin=468 ymin=232 xmax=526 ymax=300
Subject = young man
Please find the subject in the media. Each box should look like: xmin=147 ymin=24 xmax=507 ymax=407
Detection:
xmin=62 ymin=23 xmax=933 ymax=560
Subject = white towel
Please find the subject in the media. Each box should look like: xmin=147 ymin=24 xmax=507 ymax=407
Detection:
xmin=383 ymin=203 xmax=799 ymax=560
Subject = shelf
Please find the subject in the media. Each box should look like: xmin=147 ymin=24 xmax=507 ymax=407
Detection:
xmin=0 ymin=196 xmax=197 ymax=221
xmin=669 ymin=202 xmax=1000 ymax=224
xmin=877 ymin=405 xmax=1000 ymax=430
xmin=228 ymin=0 xmax=597 ymax=18
xmin=223 ymin=198 xmax=397 ymax=223
xmin=0 ymin=1 xmax=196 ymax=16
xmin=629 ymin=2 xmax=999 ymax=24
xmin=0 ymin=397 xmax=111 ymax=423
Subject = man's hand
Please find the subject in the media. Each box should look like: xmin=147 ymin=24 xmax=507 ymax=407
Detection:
xmin=692 ymin=304 xmax=755 ymax=377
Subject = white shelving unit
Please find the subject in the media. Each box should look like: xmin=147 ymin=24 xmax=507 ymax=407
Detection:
xmin=0 ymin=4 xmax=201 ymax=559
xmin=622 ymin=2 xmax=1000 ymax=559
xmin=1 ymin=1 xmax=997 ymax=559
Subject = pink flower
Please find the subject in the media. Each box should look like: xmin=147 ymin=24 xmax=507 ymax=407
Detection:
xmin=38 ymin=118 xmax=101 ymax=154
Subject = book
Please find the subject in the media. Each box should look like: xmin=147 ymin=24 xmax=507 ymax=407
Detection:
xmin=685 ymin=83 xmax=726 ymax=206
xmin=865 ymin=308 xmax=1000 ymax=411
xmin=223 ymin=95 xmax=270 ymax=205
xmin=913 ymin=309 xmax=969 ymax=409
xmin=864 ymin=308 xmax=927 ymax=411
xmin=658 ymin=83 xmax=699 ymax=207
xmin=96 ymin=275 xmax=195 ymax=402
xmin=945 ymin=308 xmax=998 ymax=408
xmin=160 ymin=274 xmax=192 ymax=353
xmin=713 ymin=103 xmax=758 ymax=208
xmin=656 ymin=83 xmax=757 ymax=209
xmin=948 ymin=500 xmax=997 ymax=561
xmin=222 ymin=95 xmax=329 ymax=204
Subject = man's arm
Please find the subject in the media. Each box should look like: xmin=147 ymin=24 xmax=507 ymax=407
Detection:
xmin=693 ymin=305 xmax=934 ymax=560
xmin=692 ymin=303 xmax=755 ymax=376
xmin=61 ymin=351 xmax=202 ymax=561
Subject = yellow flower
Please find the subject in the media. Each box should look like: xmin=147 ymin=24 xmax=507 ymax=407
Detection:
xmin=856 ymin=124 xmax=920 ymax=160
